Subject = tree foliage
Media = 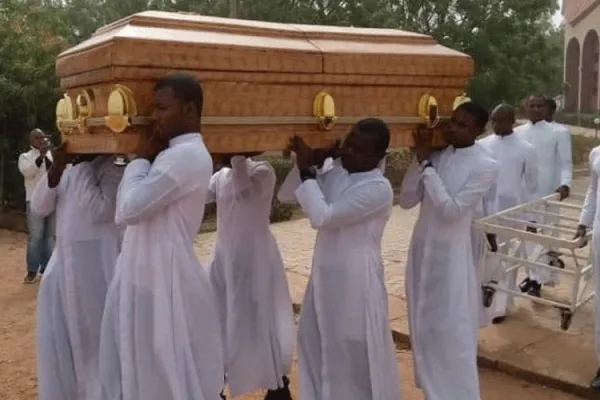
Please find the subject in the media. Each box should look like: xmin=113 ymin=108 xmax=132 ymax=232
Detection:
xmin=0 ymin=0 xmax=563 ymax=209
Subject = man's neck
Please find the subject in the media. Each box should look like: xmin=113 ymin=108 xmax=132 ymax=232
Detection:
xmin=495 ymin=130 xmax=513 ymax=137
xmin=531 ymin=119 xmax=544 ymax=125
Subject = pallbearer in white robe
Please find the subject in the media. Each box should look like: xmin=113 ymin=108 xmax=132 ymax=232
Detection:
xmin=278 ymin=118 xmax=401 ymax=400
xmin=515 ymin=94 xmax=572 ymax=296
xmin=33 ymin=149 xmax=124 ymax=400
xmin=477 ymin=104 xmax=538 ymax=324
xmin=207 ymin=153 xmax=294 ymax=399
xmin=98 ymin=74 xmax=224 ymax=400
xmin=575 ymin=146 xmax=600 ymax=391
xmin=399 ymin=102 xmax=498 ymax=400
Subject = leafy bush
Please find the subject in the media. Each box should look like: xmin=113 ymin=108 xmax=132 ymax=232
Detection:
xmin=571 ymin=135 xmax=600 ymax=166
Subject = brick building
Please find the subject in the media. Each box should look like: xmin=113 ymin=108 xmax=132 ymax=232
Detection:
xmin=563 ymin=0 xmax=600 ymax=113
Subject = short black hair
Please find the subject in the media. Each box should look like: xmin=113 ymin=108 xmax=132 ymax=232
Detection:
xmin=154 ymin=73 xmax=203 ymax=115
xmin=545 ymin=97 xmax=557 ymax=113
xmin=355 ymin=118 xmax=390 ymax=152
xmin=491 ymin=103 xmax=515 ymax=116
xmin=456 ymin=101 xmax=489 ymax=131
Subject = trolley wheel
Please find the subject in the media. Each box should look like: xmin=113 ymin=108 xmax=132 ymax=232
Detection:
xmin=482 ymin=286 xmax=495 ymax=308
xmin=559 ymin=308 xmax=573 ymax=331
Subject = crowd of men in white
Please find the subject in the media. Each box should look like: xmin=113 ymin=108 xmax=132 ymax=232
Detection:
xmin=18 ymin=72 xmax=599 ymax=400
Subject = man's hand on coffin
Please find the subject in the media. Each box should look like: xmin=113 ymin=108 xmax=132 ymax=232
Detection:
xmin=486 ymin=233 xmax=498 ymax=252
xmin=135 ymin=133 xmax=168 ymax=162
xmin=574 ymin=225 xmax=588 ymax=248
xmin=289 ymin=136 xmax=315 ymax=170
xmin=313 ymin=140 xmax=341 ymax=168
xmin=555 ymin=185 xmax=570 ymax=201
xmin=413 ymin=125 xmax=433 ymax=163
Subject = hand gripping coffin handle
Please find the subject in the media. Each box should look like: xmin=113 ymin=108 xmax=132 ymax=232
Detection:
xmin=313 ymin=91 xmax=337 ymax=131
xmin=417 ymin=92 xmax=440 ymax=129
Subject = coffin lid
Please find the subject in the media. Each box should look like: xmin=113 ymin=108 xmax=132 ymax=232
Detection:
xmin=56 ymin=11 xmax=472 ymax=78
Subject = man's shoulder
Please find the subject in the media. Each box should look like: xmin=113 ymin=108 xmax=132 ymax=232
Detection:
xmin=19 ymin=148 xmax=35 ymax=158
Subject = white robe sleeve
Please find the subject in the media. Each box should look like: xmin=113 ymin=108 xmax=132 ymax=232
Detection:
xmin=206 ymin=172 xmax=218 ymax=204
xmin=115 ymin=151 xmax=209 ymax=225
xmin=482 ymin=181 xmax=498 ymax=217
xmin=295 ymin=179 xmax=392 ymax=230
xmin=397 ymin=157 xmax=423 ymax=209
xmin=556 ymin=128 xmax=573 ymax=188
xmin=230 ymin=156 xmax=275 ymax=200
xmin=70 ymin=162 xmax=118 ymax=224
xmin=277 ymin=165 xmax=302 ymax=203
xmin=579 ymin=149 xmax=599 ymax=227
xmin=30 ymin=174 xmax=58 ymax=218
xmin=422 ymin=163 xmax=498 ymax=224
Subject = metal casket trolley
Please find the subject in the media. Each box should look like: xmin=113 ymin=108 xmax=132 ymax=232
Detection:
xmin=474 ymin=193 xmax=595 ymax=331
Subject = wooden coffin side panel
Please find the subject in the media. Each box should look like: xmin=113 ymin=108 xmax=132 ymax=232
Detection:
xmin=59 ymin=77 xmax=459 ymax=154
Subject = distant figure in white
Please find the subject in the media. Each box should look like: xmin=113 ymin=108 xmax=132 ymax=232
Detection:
xmin=18 ymin=128 xmax=54 ymax=283
xmin=279 ymin=118 xmax=401 ymax=400
xmin=98 ymin=73 xmax=224 ymax=399
xmin=514 ymin=94 xmax=572 ymax=297
xmin=477 ymin=104 xmax=538 ymax=325
xmin=33 ymin=147 xmax=124 ymax=400
xmin=400 ymin=102 xmax=499 ymax=400
xmin=575 ymin=145 xmax=600 ymax=391
xmin=207 ymin=152 xmax=294 ymax=400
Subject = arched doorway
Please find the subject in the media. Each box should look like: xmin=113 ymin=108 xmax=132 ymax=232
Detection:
xmin=581 ymin=30 xmax=599 ymax=112
xmin=565 ymin=38 xmax=580 ymax=112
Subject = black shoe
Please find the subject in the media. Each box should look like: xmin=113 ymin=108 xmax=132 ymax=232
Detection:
xmin=265 ymin=376 xmax=292 ymax=400
xmin=519 ymin=277 xmax=531 ymax=293
xmin=492 ymin=316 xmax=506 ymax=325
xmin=220 ymin=391 xmax=226 ymax=400
xmin=590 ymin=368 xmax=600 ymax=391
xmin=23 ymin=272 xmax=36 ymax=284
xmin=528 ymin=281 xmax=542 ymax=297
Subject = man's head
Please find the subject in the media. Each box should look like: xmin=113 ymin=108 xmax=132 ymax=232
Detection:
xmin=339 ymin=118 xmax=389 ymax=173
xmin=445 ymin=102 xmax=489 ymax=147
xmin=29 ymin=129 xmax=47 ymax=150
xmin=545 ymin=98 xmax=557 ymax=122
xmin=526 ymin=94 xmax=546 ymax=123
xmin=152 ymin=73 xmax=203 ymax=141
xmin=490 ymin=103 xmax=516 ymax=136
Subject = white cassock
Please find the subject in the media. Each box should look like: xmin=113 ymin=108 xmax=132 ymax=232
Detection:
xmin=33 ymin=156 xmax=124 ymax=400
xmin=278 ymin=158 xmax=401 ymax=400
xmin=476 ymin=133 xmax=538 ymax=321
xmin=579 ymin=146 xmax=600 ymax=365
xmin=98 ymin=133 xmax=224 ymax=400
xmin=207 ymin=155 xmax=294 ymax=396
xmin=399 ymin=144 xmax=498 ymax=400
xmin=515 ymin=120 xmax=572 ymax=285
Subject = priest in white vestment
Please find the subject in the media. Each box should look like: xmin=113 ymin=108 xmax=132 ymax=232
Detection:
xmin=207 ymin=153 xmax=294 ymax=399
xmin=399 ymin=102 xmax=499 ymax=400
xmin=477 ymin=104 xmax=538 ymax=324
xmin=98 ymin=73 xmax=224 ymax=400
xmin=33 ymin=147 xmax=124 ymax=400
xmin=515 ymin=95 xmax=572 ymax=296
xmin=575 ymin=145 xmax=600 ymax=391
xmin=278 ymin=118 xmax=401 ymax=400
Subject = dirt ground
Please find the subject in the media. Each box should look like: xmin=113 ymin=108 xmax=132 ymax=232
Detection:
xmin=0 ymin=228 xmax=584 ymax=400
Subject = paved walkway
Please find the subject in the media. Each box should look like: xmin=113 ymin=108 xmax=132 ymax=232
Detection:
xmin=193 ymin=177 xmax=598 ymax=398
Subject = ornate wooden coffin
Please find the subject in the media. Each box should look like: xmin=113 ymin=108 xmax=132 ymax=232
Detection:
xmin=54 ymin=11 xmax=474 ymax=154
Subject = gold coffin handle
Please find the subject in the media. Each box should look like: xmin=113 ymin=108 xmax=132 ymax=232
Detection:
xmin=56 ymin=94 xmax=76 ymax=134
xmin=417 ymin=92 xmax=440 ymax=129
xmin=453 ymin=93 xmax=471 ymax=110
xmin=313 ymin=91 xmax=337 ymax=131
xmin=105 ymin=84 xmax=138 ymax=133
